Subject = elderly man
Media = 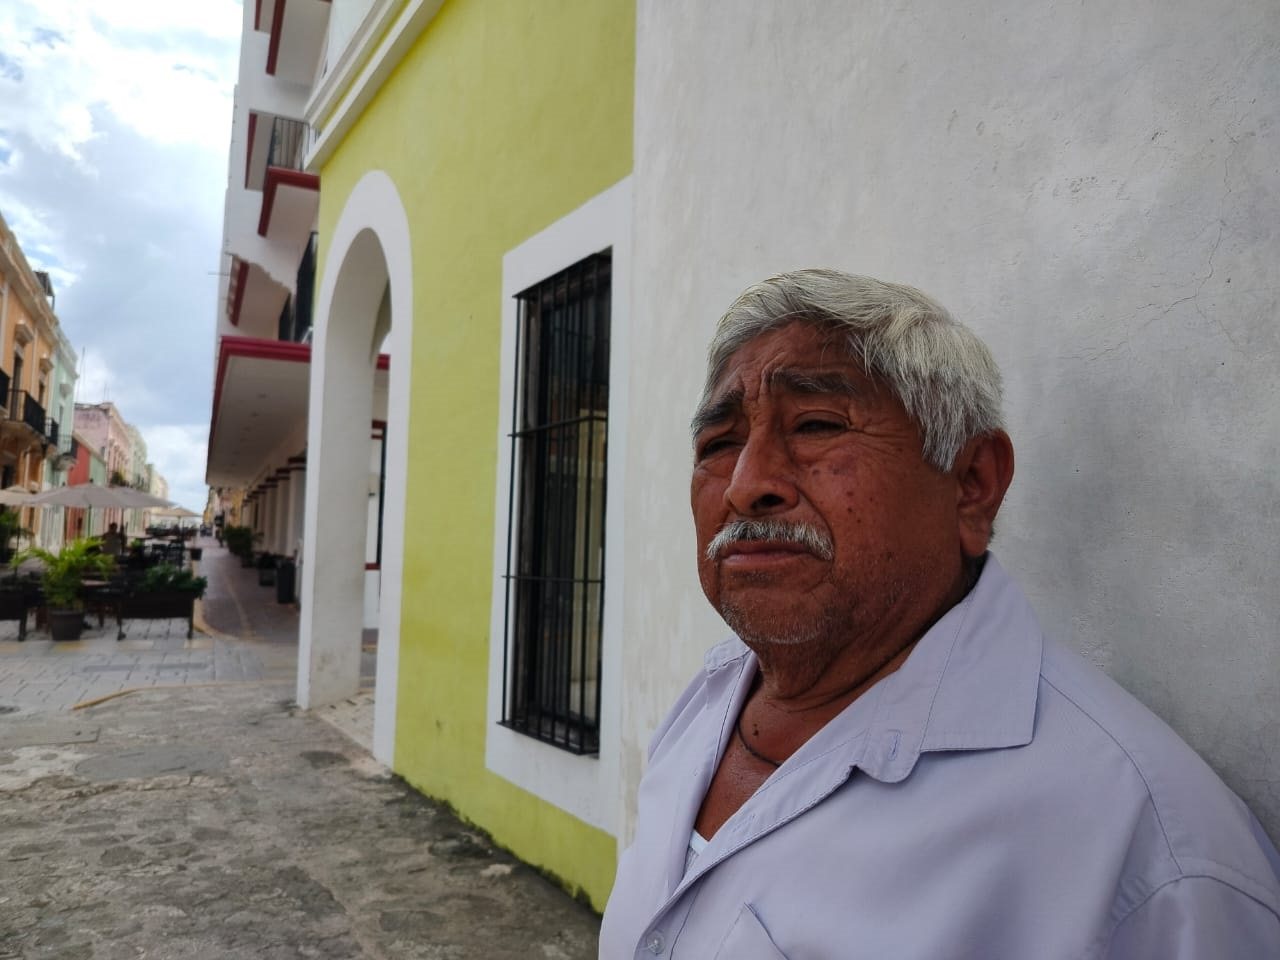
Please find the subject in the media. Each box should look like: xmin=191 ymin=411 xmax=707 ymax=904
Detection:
xmin=600 ymin=270 xmax=1280 ymax=958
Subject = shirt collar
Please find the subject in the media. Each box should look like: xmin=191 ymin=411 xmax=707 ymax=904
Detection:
xmin=702 ymin=553 xmax=1043 ymax=784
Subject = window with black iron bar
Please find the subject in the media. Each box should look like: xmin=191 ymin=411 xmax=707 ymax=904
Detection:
xmin=502 ymin=250 xmax=611 ymax=755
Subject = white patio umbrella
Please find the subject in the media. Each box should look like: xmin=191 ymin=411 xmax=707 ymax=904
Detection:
xmin=0 ymin=485 xmax=34 ymax=506
xmin=149 ymin=506 xmax=201 ymax=521
xmin=27 ymin=484 xmax=173 ymax=510
xmin=0 ymin=486 xmax=35 ymax=553
xmin=27 ymin=484 xmax=173 ymax=538
xmin=148 ymin=505 xmax=202 ymax=539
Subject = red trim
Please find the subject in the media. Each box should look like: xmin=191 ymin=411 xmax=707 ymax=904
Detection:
xmin=220 ymin=336 xmax=311 ymax=367
xmin=266 ymin=0 xmax=286 ymax=75
xmin=371 ymin=419 xmax=387 ymax=429
xmin=258 ymin=167 xmax=320 ymax=238
xmin=376 ymin=353 xmax=390 ymax=370
xmin=230 ymin=260 xmax=249 ymax=327
xmin=207 ymin=336 xmax=312 ymax=483
xmin=254 ymin=0 xmax=263 ymax=30
xmin=365 ymin=562 xmax=380 ymax=571
xmin=245 ymin=113 xmax=258 ymax=188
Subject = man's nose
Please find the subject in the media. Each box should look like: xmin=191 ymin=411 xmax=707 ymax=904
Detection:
xmin=724 ymin=429 xmax=798 ymax=516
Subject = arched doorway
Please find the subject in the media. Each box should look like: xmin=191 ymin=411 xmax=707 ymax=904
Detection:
xmin=297 ymin=171 xmax=412 ymax=766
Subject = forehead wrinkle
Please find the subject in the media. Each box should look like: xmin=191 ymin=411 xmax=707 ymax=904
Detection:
xmin=766 ymin=367 xmax=864 ymax=399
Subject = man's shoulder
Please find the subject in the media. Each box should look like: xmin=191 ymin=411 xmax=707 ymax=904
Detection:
xmin=645 ymin=637 xmax=748 ymax=762
xmin=1034 ymin=638 xmax=1280 ymax=914
xmin=1036 ymin=637 xmax=1221 ymax=795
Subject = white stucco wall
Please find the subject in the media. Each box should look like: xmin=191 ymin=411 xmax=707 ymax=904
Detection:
xmin=623 ymin=0 xmax=1280 ymax=845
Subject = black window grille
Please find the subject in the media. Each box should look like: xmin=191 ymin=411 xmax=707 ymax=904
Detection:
xmin=502 ymin=251 xmax=611 ymax=755
xmin=294 ymin=232 xmax=317 ymax=342
xmin=276 ymin=233 xmax=317 ymax=344
xmin=277 ymin=294 xmax=294 ymax=343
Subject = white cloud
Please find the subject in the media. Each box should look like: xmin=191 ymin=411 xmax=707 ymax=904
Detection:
xmin=0 ymin=0 xmax=241 ymax=163
xmin=0 ymin=192 xmax=84 ymax=290
xmin=143 ymin=423 xmax=212 ymax=512
xmin=0 ymin=1 xmax=240 ymax=518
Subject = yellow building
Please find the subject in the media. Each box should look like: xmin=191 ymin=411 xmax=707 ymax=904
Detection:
xmin=209 ymin=0 xmax=634 ymax=905
xmin=0 ymin=211 xmax=79 ymax=544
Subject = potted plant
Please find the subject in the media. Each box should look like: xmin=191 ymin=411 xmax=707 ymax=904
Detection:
xmin=222 ymin=525 xmax=256 ymax=566
xmin=12 ymin=537 xmax=116 ymax=641
xmin=117 ymin=563 xmax=207 ymax=640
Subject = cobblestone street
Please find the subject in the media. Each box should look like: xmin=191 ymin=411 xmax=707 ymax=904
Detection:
xmin=0 ymin=540 xmax=601 ymax=959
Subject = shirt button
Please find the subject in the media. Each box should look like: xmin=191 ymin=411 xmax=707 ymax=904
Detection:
xmin=645 ymin=931 xmax=665 ymax=954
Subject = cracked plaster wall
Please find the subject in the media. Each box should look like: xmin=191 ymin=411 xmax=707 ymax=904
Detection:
xmin=621 ymin=0 xmax=1279 ymax=844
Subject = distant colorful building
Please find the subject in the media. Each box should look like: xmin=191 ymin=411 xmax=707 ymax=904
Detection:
xmin=0 ymin=210 xmax=79 ymax=547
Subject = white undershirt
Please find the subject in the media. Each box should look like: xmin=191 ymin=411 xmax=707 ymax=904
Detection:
xmin=684 ymin=829 xmax=710 ymax=874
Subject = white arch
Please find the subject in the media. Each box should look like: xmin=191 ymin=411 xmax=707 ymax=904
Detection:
xmin=298 ymin=169 xmax=412 ymax=766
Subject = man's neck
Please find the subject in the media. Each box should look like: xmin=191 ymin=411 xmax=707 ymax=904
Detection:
xmin=748 ymin=556 xmax=983 ymax=712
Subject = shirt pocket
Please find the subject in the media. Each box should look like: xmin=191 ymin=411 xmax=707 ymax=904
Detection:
xmin=712 ymin=902 xmax=791 ymax=960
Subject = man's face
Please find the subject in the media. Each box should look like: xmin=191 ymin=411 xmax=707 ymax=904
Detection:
xmin=690 ymin=322 xmax=967 ymax=654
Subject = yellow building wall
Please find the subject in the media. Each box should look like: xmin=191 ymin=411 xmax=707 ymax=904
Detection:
xmin=0 ymin=255 xmax=55 ymax=500
xmin=316 ymin=0 xmax=634 ymax=909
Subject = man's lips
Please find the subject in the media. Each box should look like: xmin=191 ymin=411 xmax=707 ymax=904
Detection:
xmin=718 ymin=541 xmax=821 ymax=564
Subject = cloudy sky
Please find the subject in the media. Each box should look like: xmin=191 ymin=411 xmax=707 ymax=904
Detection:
xmin=0 ymin=0 xmax=243 ymax=511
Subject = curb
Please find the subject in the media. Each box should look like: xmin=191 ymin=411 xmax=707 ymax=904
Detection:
xmin=73 ymin=678 xmax=291 ymax=711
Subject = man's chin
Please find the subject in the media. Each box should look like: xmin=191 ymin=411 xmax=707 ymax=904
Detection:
xmin=717 ymin=599 xmax=824 ymax=648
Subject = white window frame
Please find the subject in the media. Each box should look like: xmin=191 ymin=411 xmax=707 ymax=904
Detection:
xmin=486 ymin=176 xmax=631 ymax=835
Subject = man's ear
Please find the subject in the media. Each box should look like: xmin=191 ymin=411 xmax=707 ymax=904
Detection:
xmin=953 ymin=431 xmax=1015 ymax=558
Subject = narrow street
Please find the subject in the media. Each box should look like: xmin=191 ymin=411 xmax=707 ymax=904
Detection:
xmin=0 ymin=539 xmax=601 ymax=959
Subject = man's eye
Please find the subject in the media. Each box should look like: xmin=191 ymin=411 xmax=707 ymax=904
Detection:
xmin=795 ymin=419 xmax=844 ymax=435
xmin=697 ymin=436 xmax=735 ymax=459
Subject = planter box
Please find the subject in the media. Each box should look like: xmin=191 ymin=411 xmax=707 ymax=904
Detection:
xmin=256 ymin=554 xmax=277 ymax=586
xmin=116 ymin=590 xmax=198 ymax=640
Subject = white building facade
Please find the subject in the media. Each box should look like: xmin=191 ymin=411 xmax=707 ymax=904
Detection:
xmin=619 ymin=0 xmax=1280 ymax=845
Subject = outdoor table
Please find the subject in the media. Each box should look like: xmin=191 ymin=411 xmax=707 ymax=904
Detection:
xmin=79 ymin=579 xmax=122 ymax=628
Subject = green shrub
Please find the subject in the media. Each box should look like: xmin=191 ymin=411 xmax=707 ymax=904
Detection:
xmin=137 ymin=564 xmax=208 ymax=597
xmin=11 ymin=538 xmax=115 ymax=610
xmin=222 ymin=524 xmax=256 ymax=558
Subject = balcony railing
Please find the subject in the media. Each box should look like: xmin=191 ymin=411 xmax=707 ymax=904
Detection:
xmin=267 ymin=117 xmax=308 ymax=172
xmin=7 ymin=389 xmax=45 ymax=436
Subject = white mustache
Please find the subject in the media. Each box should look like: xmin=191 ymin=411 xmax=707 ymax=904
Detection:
xmin=706 ymin=519 xmax=834 ymax=562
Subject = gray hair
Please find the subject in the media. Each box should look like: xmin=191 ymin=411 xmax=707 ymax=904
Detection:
xmin=698 ymin=269 xmax=1005 ymax=471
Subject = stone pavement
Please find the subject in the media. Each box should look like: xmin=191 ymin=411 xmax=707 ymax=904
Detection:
xmin=0 ymin=539 xmax=601 ymax=958
xmin=0 ymin=537 xmax=301 ymax=715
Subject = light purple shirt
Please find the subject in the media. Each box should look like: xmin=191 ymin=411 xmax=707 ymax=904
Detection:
xmin=600 ymin=556 xmax=1280 ymax=959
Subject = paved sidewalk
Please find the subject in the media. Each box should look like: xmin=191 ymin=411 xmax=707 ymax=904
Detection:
xmin=0 ymin=538 xmax=299 ymax=716
xmin=0 ymin=537 xmax=601 ymax=957
xmin=0 ymin=683 xmax=600 ymax=959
